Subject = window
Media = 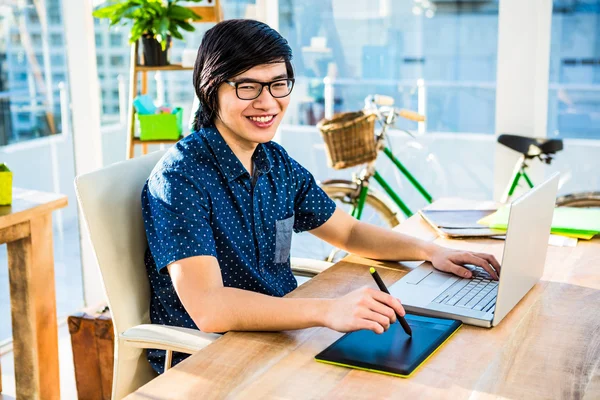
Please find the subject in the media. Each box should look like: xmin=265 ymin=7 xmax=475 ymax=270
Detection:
xmin=14 ymin=72 xmax=27 ymax=81
xmin=0 ymin=0 xmax=83 ymax=346
xmin=110 ymin=33 xmax=122 ymax=47
xmin=97 ymin=55 xmax=104 ymax=66
xmin=51 ymin=54 xmax=64 ymax=65
xmin=95 ymin=33 xmax=103 ymax=47
xmin=50 ymin=33 xmax=63 ymax=46
xmin=279 ymin=1 xmax=499 ymax=132
xmin=17 ymin=112 xmax=30 ymax=123
xmin=53 ymin=73 xmax=66 ymax=83
xmin=48 ymin=7 xmax=61 ymax=24
xmin=109 ymin=55 xmax=124 ymax=67
xmin=31 ymin=33 xmax=42 ymax=46
xmin=548 ymin=1 xmax=600 ymax=139
xmin=28 ymin=11 xmax=40 ymax=24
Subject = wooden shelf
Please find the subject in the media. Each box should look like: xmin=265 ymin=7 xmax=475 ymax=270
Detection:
xmin=136 ymin=64 xmax=194 ymax=72
xmin=126 ymin=1 xmax=222 ymax=159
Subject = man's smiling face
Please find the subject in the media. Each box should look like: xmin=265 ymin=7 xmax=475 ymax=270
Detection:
xmin=215 ymin=62 xmax=291 ymax=148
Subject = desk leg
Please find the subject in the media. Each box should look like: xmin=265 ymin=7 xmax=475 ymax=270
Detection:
xmin=7 ymin=214 xmax=60 ymax=400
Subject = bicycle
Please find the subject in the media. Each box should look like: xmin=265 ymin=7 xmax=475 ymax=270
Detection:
xmin=296 ymin=95 xmax=433 ymax=262
xmin=498 ymin=134 xmax=600 ymax=206
xmin=307 ymin=95 xmax=600 ymax=262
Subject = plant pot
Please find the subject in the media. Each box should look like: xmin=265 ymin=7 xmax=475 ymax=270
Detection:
xmin=141 ymin=35 xmax=171 ymax=66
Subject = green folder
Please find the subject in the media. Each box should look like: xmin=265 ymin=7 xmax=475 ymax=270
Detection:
xmin=478 ymin=206 xmax=600 ymax=239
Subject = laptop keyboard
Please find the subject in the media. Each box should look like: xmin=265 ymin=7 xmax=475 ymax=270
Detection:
xmin=433 ymin=266 xmax=498 ymax=312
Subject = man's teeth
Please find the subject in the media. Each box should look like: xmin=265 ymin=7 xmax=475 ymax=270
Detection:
xmin=249 ymin=115 xmax=274 ymax=123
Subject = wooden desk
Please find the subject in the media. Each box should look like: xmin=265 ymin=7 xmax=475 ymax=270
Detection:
xmin=0 ymin=189 xmax=67 ymax=400
xmin=126 ymin=199 xmax=600 ymax=399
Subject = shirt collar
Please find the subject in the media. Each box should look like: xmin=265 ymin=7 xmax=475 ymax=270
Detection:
xmin=198 ymin=126 xmax=273 ymax=182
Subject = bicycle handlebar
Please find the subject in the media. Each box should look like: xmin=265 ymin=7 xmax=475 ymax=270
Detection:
xmin=396 ymin=109 xmax=426 ymax=122
xmin=372 ymin=95 xmax=395 ymax=106
xmin=365 ymin=94 xmax=426 ymax=123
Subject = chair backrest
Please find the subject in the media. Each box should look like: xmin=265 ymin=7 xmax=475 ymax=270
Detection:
xmin=74 ymin=150 xmax=165 ymax=335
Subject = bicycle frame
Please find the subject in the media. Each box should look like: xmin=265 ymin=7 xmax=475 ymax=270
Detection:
xmin=350 ymin=145 xmax=434 ymax=219
xmin=502 ymin=155 xmax=535 ymax=203
xmin=345 ymin=97 xmax=434 ymax=221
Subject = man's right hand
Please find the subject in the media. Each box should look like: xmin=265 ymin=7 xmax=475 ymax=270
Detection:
xmin=323 ymin=286 xmax=406 ymax=334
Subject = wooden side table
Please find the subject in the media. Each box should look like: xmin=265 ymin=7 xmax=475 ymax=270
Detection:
xmin=0 ymin=188 xmax=67 ymax=399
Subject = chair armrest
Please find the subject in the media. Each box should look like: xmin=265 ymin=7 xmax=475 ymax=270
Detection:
xmin=290 ymin=257 xmax=334 ymax=277
xmin=120 ymin=324 xmax=220 ymax=354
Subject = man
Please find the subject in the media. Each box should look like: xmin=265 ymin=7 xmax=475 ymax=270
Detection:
xmin=142 ymin=19 xmax=500 ymax=373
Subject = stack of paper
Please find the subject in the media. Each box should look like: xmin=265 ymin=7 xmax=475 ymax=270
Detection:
xmin=478 ymin=207 xmax=600 ymax=240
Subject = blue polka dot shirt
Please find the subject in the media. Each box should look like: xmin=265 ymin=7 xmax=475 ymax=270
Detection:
xmin=141 ymin=126 xmax=336 ymax=373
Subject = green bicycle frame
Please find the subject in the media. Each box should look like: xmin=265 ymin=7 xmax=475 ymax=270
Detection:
xmin=350 ymin=146 xmax=433 ymax=219
xmin=507 ymin=167 xmax=535 ymax=197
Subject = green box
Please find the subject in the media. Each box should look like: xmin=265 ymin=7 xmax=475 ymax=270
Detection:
xmin=0 ymin=163 xmax=12 ymax=206
xmin=138 ymin=107 xmax=183 ymax=141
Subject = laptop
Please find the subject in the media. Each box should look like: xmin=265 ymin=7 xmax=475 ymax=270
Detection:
xmin=389 ymin=173 xmax=559 ymax=327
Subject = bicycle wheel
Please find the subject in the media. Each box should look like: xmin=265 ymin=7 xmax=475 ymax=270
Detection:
xmin=291 ymin=180 xmax=401 ymax=263
xmin=556 ymin=192 xmax=600 ymax=208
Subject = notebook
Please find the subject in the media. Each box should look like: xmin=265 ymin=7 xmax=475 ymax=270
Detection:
xmin=478 ymin=206 xmax=600 ymax=240
xmin=315 ymin=314 xmax=462 ymax=378
xmin=418 ymin=209 xmax=506 ymax=238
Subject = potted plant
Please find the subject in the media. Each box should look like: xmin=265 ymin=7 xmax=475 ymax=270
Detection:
xmin=93 ymin=0 xmax=203 ymax=66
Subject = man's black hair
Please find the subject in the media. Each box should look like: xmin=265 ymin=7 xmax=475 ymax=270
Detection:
xmin=192 ymin=19 xmax=294 ymax=130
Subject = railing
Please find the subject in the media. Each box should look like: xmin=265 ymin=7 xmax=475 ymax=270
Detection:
xmin=3 ymin=75 xmax=600 ymax=147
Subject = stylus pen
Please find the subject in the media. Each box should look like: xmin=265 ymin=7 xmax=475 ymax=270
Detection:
xmin=369 ymin=267 xmax=412 ymax=337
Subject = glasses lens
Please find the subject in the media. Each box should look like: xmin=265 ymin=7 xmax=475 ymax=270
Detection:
xmin=270 ymin=79 xmax=293 ymax=98
xmin=236 ymin=82 xmax=261 ymax=100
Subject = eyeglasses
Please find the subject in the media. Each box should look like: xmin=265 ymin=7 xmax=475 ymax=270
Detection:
xmin=225 ymin=78 xmax=295 ymax=100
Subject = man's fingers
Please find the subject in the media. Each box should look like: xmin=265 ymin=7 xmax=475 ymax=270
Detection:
xmin=456 ymin=253 xmax=499 ymax=280
xmin=369 ymin=289 xmax=406 ymax=317
xmin=445 ymin=262 xmax=473 ymax=279
xmin=475 ymin=252 xmax=502 ymax=275
xmin=367 ymin=298 xmax=397 ymax=324
xmin=362 ymin=310 xmax=391 ymax=331
xmin=361 ymin=319 xmax=385 ymax=334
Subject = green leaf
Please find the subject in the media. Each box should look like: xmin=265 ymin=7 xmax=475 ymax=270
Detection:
xmin=158 ymin=16 xmax=169 ymax=35
xmin=121 ymin=5 xmax=142 ymax=19
xmin=169 ymin=24 xmax=184 ymax=40
xmin=167 ymin=5 xmax=195 ymax=20
xmin=176 ymin=20 xmax=195 ymax=32
xmin=92 ymin=3 xmax=122 ymax=19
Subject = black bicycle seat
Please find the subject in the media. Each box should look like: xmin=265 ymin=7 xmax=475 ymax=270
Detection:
xmin=497 ymin=134 xmax=563 ymax=158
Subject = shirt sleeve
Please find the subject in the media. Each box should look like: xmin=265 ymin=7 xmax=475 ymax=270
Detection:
xmin=289 ymin=157 xmax=336 ymax=233
xmin=143 ymin=168 xmax=217 ymax=274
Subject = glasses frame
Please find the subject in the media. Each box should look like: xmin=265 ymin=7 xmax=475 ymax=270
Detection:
xmin=225 ymin=78 xmax=295 ymax=100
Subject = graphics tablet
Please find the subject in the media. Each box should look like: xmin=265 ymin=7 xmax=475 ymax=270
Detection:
xmin=315 ymin=314 xmax=461 ymax=378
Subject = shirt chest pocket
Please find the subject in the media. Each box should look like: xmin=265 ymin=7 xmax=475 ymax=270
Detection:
xmin=274 ymin=214 xmax=295 ymax=264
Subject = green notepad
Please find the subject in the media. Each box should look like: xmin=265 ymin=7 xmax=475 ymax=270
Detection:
xmin=478 ymin=206 xmax=600 ymax=239
xmin=315 ymin=314 xmax=462 ymax=378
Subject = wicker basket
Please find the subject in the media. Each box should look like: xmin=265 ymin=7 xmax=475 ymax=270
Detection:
xmin=317 ymin=111 xmax=377 ymax=170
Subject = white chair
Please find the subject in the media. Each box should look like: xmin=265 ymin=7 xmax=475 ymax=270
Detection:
xmin=75 ymin=150 xmax=333 ymax=399
xmin=75 ymin=150 xmax=220 ymax=399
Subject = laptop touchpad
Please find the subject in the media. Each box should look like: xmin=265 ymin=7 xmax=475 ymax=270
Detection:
xmin=418 ymin=271 xmax=451 ymax=288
